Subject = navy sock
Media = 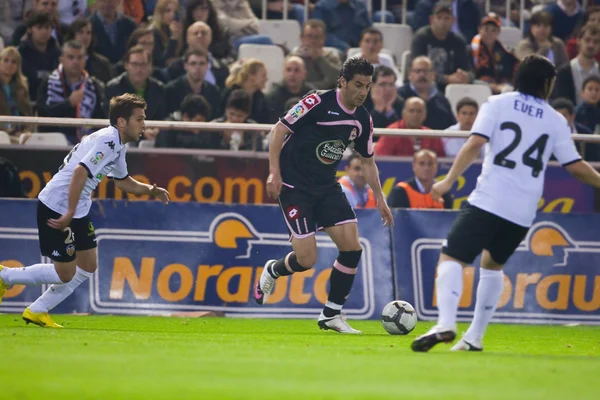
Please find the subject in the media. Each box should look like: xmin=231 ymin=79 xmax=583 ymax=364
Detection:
xmin=268 ymin=252 xmax=308 ymax=278
xmin=323 ymin=250 xmax=362 ymax=318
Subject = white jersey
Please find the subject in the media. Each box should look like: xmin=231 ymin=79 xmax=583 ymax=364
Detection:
xmin=468 ymin=92 xmax=581 ymax=227
xmin=39 ymin=126 xmax=128 ymax=218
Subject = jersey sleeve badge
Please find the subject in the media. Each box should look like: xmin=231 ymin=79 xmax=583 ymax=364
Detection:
xmin=283 ymin=93 xmax=322 ymax=125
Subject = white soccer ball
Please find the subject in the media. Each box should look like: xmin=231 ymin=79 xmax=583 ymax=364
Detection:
xmin=381 ymin=300 xmax=417 ymax=335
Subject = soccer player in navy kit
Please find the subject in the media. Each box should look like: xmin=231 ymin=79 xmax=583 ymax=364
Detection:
xmin=254 ymin=58 xmax=394 ymax=333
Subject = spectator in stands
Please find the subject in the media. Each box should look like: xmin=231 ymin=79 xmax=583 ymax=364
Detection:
xmin=266 ymin=56 xmax=313 ymax=123
xmin=105 ymin=46 xmax=167 ymax=141
xmin=213 ymin=89 xmax=263 ymax=150
xmin=150 ymin=0 xmax=183 ymax=68
xmin=412 ymin=0 xmax=482 ymax=42
xmin=166 ymin=48 xmax=221 ymax=116
xmin=566 ymin=7 xmax=600 ymax=61
xmin=66 ymin=18 xmax=112 ymax=84
xmin=89 ymin=0 xmax=137 ymax=64
xmin=167 ymin=21 xmax=229 ymax=88
xmin=18 ymin=12 xmax=61 ymax=101
xmin=553 ymin=24 xmax=600 ymax=106
xmin=545 ymin=0 xmax=583 ymax=42
xmin=155 ymin=94 xmax=214 ymax=148
xmin=37 ymin=40 xmax=105 ymax=144
xmin=398 ymin=56 xmax=456 ymax=131
xmin=249 ymin=0 xmax=306 ymax=27
xmin=0 ymin=47 xmax=33 ymax=143
xmin=516 ymin=11 xmax=569 ymax=69
xmin=111 ymin=27 xmax=168 ymax=83
xmin=339 ymin=152 xmax=377 ymax=209
xmin=291 ymin=19 xmax=342 ymax=90
xmin=471 ymin=13 xmax=518 ymax=95
xmin=213 ymin=0 xmax=273 ymax=49
xmin=121 ymin=0 xmax=148 ymax=24
xmin=312 ymin=0 xmax=372 ymax=53
xmin=575 ymin=75 xmax=600 ymax=134
xmin=443 ymin=97 xmax=481 ymax=157
xmin=374 ymin=97 xmax=446 ymax=157
xmin=0 ymin=0 xmax=19 ymax=44
xmin=183 ymin=0 xmax=234 ymax=64
xmin=58 ymin=0 xmax=87 ymax=25
xmin=387 ymin=149 xmax=453 ymax=209
xmin=356 ymin=28 xmax=402 ymax=88
xmin=221 ymin=58 xmax=269 ymax=122
xmin=12 ymin=0 xmax=69 ymax=46
xmin=552 ymin=97 xmax=600 ymax=161
xmin=367 ymin=65 xmax=405 ymax=129
xmin=411 ymin=2 xmax=472 ymax=92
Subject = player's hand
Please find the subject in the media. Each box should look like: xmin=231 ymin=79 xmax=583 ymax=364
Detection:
xmin=150 ymin=184 xmax=170 ymax=204
xmin=47 ymin=212 xmax=74 ymax=230
xmin=377 ymin=198 xmax=394 ymax=227
xmin=266 ymin=172 xmax=282 ymax=199
xmin=432 ymin=179 xmax=452 ymax=201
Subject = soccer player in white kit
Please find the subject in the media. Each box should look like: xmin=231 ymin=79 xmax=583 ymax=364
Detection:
xmin=0 ymin=94 xmax=170 ymax=327
xmin=411 ymin=55 xmax=600 ymax=352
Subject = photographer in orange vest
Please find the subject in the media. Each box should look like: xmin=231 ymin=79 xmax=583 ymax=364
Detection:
xmin=388 ymin=149 xmax=453 ymax=209
xmin=338 ymin=152 xmax=377 ymax=209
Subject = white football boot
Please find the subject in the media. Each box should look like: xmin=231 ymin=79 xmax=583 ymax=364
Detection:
xmin=318 ymin=313 xmax=362 ymax=334
xmin=253 ymin=260 xmax=277 ymax=305
xmin=451 ymin=337 xmax=483 ymax=352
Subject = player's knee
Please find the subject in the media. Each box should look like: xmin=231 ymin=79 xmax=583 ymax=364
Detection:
xmin=56 ymin=267 xmax=76 ymax=283
xmin=296 ymin=251 xmax=317 ymax=269
xmin=337 ymin=249 xmax=363 ymax=270
xmin=78 ymin=262 xmax=98 ymax=274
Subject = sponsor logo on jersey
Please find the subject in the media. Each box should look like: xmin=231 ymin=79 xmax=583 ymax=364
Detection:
xmin=52 ymin=250 xmax=60 ymax=257
xmin=349 ymin=128 xmax=357 ymax=141
xmin=90 ymin=151 xmax=104 ymax=164
xmin=286 ymin=206 xmax=300 ymax=220
xmin=284 ymin=93 xmax=322 ymax=125
xmin=66 ymin=244 xmax=75 ymax=257
xmin=105 ymin=141 xmax=116 ymax=150
xmin=316 ymin=139 xmax=345 ymax=165
xmin=328 ymin=111 xmax=340 ymax=115
xmin=96 ymin=173 xmax=103 ymax=180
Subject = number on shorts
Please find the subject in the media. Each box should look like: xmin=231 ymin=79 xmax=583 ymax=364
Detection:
xmin=64 ymin=227 xmax=74 ymax=244
xmin=493 ymin=122 xmax=549 ymax=177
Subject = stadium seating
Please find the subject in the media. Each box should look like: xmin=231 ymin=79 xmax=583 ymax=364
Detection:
xmin=139 ymin=140 xmax=156 ymax=148
xmin=22 ymin=132 xmax=69 ymax=146
xmin=259 ymin=20 xmax=301 ymax=51
xmin=238 ymin=44 xmax=285 ymax=92
xmin=400 ymin=50 xmax=411 ymax=81
xmin=347 ymin=48 xmax=393 ymax=59
xmin=0 ymin=131 xmax=10 ymax=144
xmin=499 ymin=26 xmax=523 ymax=50
xmin=445 ymin=84 xmax=493 ymax=116
xmin=373 ymin=23 xmax=412 ymax=64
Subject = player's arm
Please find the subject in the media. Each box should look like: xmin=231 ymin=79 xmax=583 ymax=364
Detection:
xmin=266 ymin=122 xmax=290 ymax=199
xmin=47 ymin=164 xmax=89 ymax=230
xmin=565 ymin=160 xmax=600 ymax=187
xmin=440 ymin=134 xmax=487 ymax=188
xmin=360 ymin=156 xmax=385 ymax=202
xmin=113 ymin=176 xmax=170 ymax=203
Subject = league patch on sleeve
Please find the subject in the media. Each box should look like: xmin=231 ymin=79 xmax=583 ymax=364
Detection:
xmin=283 ymin=93 xmax=321 ymax=125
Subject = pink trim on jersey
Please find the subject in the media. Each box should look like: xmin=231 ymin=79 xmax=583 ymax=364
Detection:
xmin=334 ymin=260 xmax=357 ymax=275
xmin=282 ymin=182 xmax=294 ymax=188
xmin=295 ymin=219 xmax=302 ymax=234
xmin=367 ymin=115 xmax=374 ymax=153
xmin=316 ymin=120 xmax=362 ymax=138
xmin=336 ymin=90 xmax=356 ymax=115
xmin=282 ymin=133 xmax=292 ymax=149
xmin=278 ymin=121 xmax=293 ymax=134
xmin=303 ymin=217 xmax=309 ymax=233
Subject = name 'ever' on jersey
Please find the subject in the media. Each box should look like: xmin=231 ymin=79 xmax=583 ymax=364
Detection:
xmin=38 ymin=126 xmax=128 ymax=219
xmin=278 ymin=89 xmax=374 ymax=192
xmin=468 ymin=92 xmax=581 ymax=227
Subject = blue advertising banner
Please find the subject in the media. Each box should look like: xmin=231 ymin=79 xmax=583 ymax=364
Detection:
xmin=0 ymin=200 xmax=393 ymax=320
xmin=392 ymin=210 xmax=600 ymax=325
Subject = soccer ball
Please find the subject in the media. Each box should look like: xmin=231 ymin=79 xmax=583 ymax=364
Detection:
xmin=381 ymin=300 xmax=417 ymax=335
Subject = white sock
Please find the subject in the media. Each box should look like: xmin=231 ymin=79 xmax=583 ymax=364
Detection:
xmin=436 ymin=260 xmax=463 ymax=329
xmin=463 ymin=268 xmax=504 ymax=344
xmin=0 ymin=263 xmax=62 ymax=286
xmin=29 ymin=267 xmax=93 ymax=313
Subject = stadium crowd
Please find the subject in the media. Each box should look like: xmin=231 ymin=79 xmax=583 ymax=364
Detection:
xmin=1 ymin=0 xmax=600 ymax=161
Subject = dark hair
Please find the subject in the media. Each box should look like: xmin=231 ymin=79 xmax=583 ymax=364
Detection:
xmin=347 ymin=151 xmax=361 ymax=166
xmin=184 ymin=47 xmax=208 ymax=63
xmin=551 ymin=97 xmax=575 ymax=115
xmin=127 ymin=26 xmax=154 ymax=50
xmin=226 ymin=89 xmax=251 ymax=114
xmin=582 ymin=74 xmax=600 ymax=90
xmin=181 ymin=94 xmax=212 ymax=120
xmin=184 ymin=0 xmax=221 ymax=48
xmin=27 ymin=11 xmax=54 ymax=29
xmin=109 ymin=94 xmax=147 ymax=126
xmin=372 ymin=65 xmax=396 ymax=82
xmin=360 ymin=27 xmax=383 ymax=42
xmin=124 ymin=45 xmax=153 ymax=64
xmin=578 ymin=23 xmax=600 ymax=40
xmin=339 ymin=57 xmax=374 ymax=87
xmin=514 ymin=54 xmax=556 ymax=98
xmin=62 ymin=39 xmax=86 ymax=54
xmin=66 ymin=17 xmax=94 ymax=48
xmin=302 ymin=19 xmax=326 ymax=35
xmin=572 ymin=6 xmax=600 ymax=39
xmin=527 ymin=11 xmax=553 ymax=44
xmin=456 ymin=97 xmax=478 ymax=113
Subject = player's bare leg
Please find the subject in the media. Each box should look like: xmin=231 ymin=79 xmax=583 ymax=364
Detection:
xmin=24 ymin=248 xmax=97 ymax=328
xmin=451 ymin=250 xmax=504 ymax=352
xmin=254 ymin=235 xmax=316 ymax=305
xmin=318 ymin=222 xmax=362 ymax=334
xmin=411 ymin=253 xmax=463 ymax=352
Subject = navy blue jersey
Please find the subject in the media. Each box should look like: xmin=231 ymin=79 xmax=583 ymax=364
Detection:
xmin=278 ymin=89 xmax=373 ymax=192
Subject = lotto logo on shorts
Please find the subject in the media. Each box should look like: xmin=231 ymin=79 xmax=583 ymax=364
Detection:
xmin=286 ymin=206 xmax=300 ymax=220
xmin=66 ymin=244 xmax=75 ymax=257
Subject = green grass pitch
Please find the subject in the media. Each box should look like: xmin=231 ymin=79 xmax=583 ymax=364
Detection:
xmin=1 ymin=315 xmax=598 ymax=400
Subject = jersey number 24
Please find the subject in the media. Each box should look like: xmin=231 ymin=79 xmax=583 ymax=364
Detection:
xmin=493 ymin=121 xmax=549 ymax=178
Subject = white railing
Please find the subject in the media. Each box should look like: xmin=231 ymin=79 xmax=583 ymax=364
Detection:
xmin=2 ymin=116 xmax=600 ymax=142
